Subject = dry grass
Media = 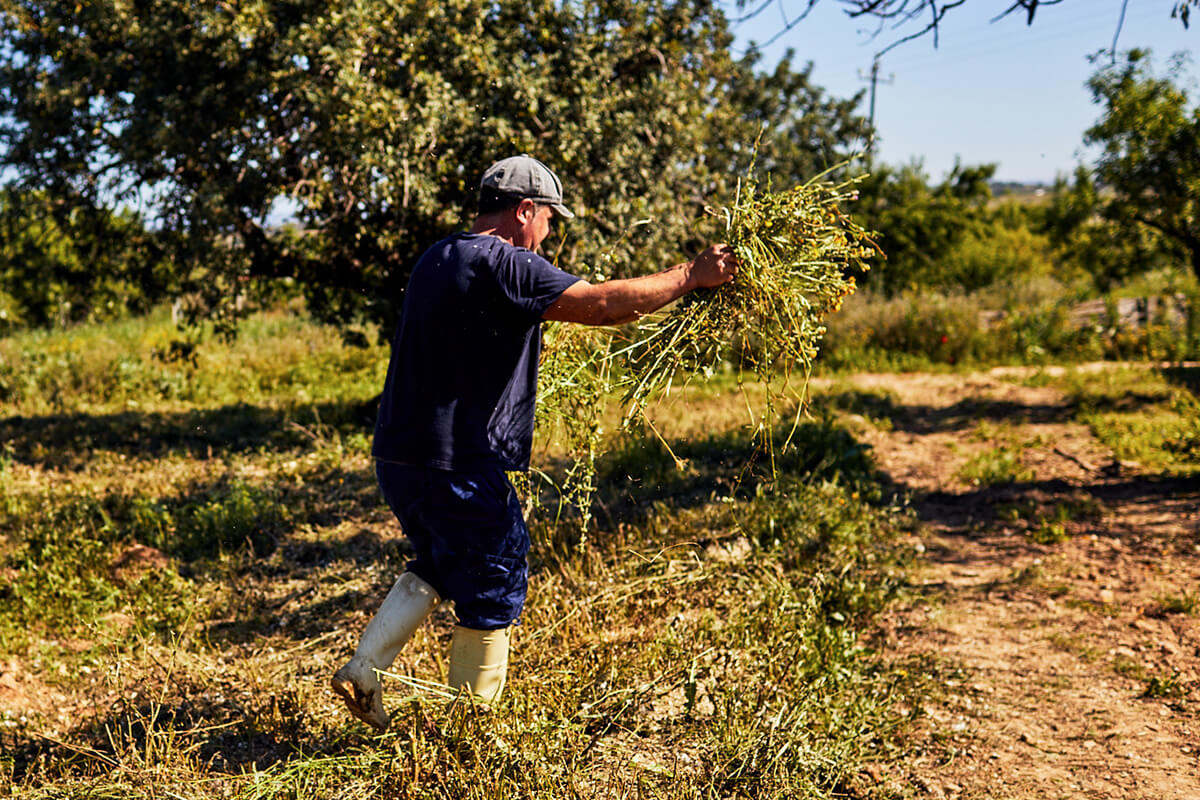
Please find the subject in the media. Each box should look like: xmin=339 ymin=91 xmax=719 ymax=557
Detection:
xmin=0 ymin=310 xmax=928 ymax=799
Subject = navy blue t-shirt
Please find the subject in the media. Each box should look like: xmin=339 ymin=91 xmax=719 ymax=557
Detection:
xmin=372 ymin=233 xmax=581 ymax=471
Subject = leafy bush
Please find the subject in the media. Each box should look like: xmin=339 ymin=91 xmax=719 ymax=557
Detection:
xmin=821 ymin=284 xmax=1198 ymax=370
xmin=0 ymin=190 xmax=175 ymax=330
xmin=855 ymin=162 xmax=995 ymax=294
xmin=936 ymin=216 xmax=1058 ymax=293
xmin=821 ymin=290 xmax=991 ymax=368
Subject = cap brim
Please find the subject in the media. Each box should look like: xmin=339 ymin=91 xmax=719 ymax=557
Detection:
xmin=549 ymin=203 xmax=575 ymax=219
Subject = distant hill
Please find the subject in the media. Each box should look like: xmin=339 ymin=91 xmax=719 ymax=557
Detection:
xmin=990 ymin=180 xmax=1053 ymax=202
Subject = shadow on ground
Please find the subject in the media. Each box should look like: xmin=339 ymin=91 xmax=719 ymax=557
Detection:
xmin=0 ymin=687 xmax=376 ymax=785
xmin=1161 ymin=364 xmax=1200 ymax=393
xmin=817 ymin=385 xmax=1174 ymax=435
xmin=0 ymin=398 xmax=377 ymax=470
xmin=582 ymin=417 xmax=876 ymax=526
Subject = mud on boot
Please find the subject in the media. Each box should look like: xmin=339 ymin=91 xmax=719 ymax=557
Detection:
xmin=331 ymin=656 xmax=390 ymax=731
xmin=331 ymin=571 xmax=440 ymax=730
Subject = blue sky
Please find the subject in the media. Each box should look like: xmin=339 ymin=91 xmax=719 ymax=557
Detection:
xmin=726 ymin=0 xmax=1197 ymax=183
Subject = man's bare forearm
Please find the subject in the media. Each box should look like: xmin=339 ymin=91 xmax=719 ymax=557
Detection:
xmin=544 ymin=245 xmax=737 ymax=326
xmin=544 ymin=263 xmax=694 ymax=326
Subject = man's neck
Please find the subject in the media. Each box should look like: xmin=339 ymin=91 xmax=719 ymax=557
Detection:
xmin=470 ymin=215 xmax=514 ymax=245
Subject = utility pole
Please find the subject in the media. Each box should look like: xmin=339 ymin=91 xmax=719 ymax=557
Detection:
xmin=858 ymin=57 xmax=894 ymax=167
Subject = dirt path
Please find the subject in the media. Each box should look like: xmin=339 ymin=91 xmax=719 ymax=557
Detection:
xmin=828 ymin=368 xmax=1200 ymax=800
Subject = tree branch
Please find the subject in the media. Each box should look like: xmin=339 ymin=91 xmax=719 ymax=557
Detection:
xmin=1130 ymin=209 xmax=1195 ymax=251
xmin=1110 ymin=0 xmax=1130 ymax=63
xmin=730 ymin=1 xmax=1165 ymax=58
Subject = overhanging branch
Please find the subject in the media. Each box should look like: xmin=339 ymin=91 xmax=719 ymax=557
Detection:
xmin=730 ymin=1 xmax=1179 ymax=59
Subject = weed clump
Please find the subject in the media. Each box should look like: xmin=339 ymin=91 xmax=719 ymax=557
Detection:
xmin=532 ymin=173 xmax=877 ymax=523
xmin=620 ymin=174 xmax=876 ymax=434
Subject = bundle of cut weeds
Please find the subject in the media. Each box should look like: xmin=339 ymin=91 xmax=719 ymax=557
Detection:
xmin=618 ymin=171 xmax=877 ymax=465
xmin=524 ymin=321 xmax=612 ymax=538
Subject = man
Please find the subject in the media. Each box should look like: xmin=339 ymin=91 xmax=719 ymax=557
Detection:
xmin=332 ymin=154 xmax=737 ymax=730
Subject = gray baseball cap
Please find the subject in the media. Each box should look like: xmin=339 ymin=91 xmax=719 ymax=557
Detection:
xmin=480 ymin=154 xmax=575 ymax=219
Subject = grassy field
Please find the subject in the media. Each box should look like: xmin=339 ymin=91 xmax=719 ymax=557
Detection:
xmin=0 ymin=310 xmax=937 ymax=799
xmin=822 ymin=271 xmax=1199 ymax=371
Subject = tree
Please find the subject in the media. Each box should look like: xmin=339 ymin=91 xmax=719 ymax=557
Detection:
xmin=0 ymin=0 xmax=869 ymax=335
xmin=734 ymin=1 xmax=1197 ymax=56
xmin=1041 ymin=166 xmax=1178 ymax=290
xmin=1084 ymin=50 xmax=1200 ymax=281
xmin=711 ymin=48 xmax=871 ymax=182
xmin=0 ymin=188 xmax=172 ymax=330
xmin=854 ymin=160 xmax=999 ymax=293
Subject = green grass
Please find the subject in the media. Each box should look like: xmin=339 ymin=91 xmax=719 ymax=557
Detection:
xmin=819 ymin=280 xmax=1199 ymax=372
xmin=1142 ymin=671 xmax=1187 ymax=700
xmin=1056 ymin=366 xmax=1200 ymax=476
xmin=0 ymin=311 xmax=926 ymax=799
xmin=956 ymin=435 xmax=1036 ymax=488
xmin=1152 ymin=591 xmax=1199 ymax=616
xmin=0 ymin=305 xmax=386 ymax=414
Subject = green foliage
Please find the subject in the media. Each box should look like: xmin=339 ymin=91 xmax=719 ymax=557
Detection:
xmin=994 ymin=494 xmax=1102 ymax=545
xmin=829 ymin=290 xmax=989 ymax=366
xmin=1061 ymin=366 xmax=1200 ymax=476
xmin=957 ymin=444 xmax=1035 ymax=488
xmin=0 ymin=189 xmax=174 ymax=331
xmin=1041 ymin=167 xmax=1176 ymax=290
xmin=820 ymin=280 xmax=1200 ymax=370
xmin=0 ymin=309 xmax=385 ymax=413
xmin=1028 ymin=509 xmax=1071 ymax=545
xmin=0 ymin=1 xmax=868 ymax=334
xmin=618 ymin=173 xmax=876 ymax=472
xmin=0 ymin=477 xmax=295 ymax=643
xmin=854 ymin=161 xmax=999 ymax=294
xmin=1083 ymin=50 xmax=1200 ymax=281
xmin=0 ymin=491 xmax=194 ymax=647
xmin=1142 ymin=670 xmax=1186 ymax=699
xmin=718 ymin=49 xmax=870 ymax=183
xmin=937 ymin=207 xmax=1058 ymax=290
xmin=528 ymin=322 xmax=612 ymax=537
xmin=1154 ymin=591 xmax=1199 ymax=615
xmin=526 ymin=173 xmax=880 ymax=525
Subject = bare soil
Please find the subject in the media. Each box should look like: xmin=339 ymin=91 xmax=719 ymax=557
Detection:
xmin=832 ymin=367 xmax=1200 ymax=800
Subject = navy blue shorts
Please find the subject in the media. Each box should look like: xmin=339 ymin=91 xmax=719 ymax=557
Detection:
xmin=375 ymin=461 xmax=529 ymax=630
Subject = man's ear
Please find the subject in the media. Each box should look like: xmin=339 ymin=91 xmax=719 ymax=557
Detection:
xmin=515 ymin=198 xmax=537 ymax=224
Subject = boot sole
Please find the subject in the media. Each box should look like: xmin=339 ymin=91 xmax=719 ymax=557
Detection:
xmin=330 ymin=673 xmax=389 ymax=731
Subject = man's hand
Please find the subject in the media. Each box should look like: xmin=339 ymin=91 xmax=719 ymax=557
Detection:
xmin=545 ymin=243 xmax=740 ymax=326
xmin=688 ymin=244 xmax=738 ymax=289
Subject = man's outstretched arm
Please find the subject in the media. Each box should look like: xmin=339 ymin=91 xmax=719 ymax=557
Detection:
xmin=543 ymin=244 xmax=738 ymax=326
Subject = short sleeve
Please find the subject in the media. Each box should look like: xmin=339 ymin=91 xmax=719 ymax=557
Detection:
xmin=490 ymin=247 xmax=581 ymax=320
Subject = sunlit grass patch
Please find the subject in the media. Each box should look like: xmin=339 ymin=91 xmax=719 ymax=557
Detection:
xmin=956 ymin=445 xmax=1035 ymax=488
xmin=1055 ymin=366 xmax=1200 ymax=475
xmin=0 ymin=307 xmax=385 ymax=415
xmin=0 ymin=439 xmax=380 ymax=659
xmin=3 ymin=472 xmax=927 ymax=799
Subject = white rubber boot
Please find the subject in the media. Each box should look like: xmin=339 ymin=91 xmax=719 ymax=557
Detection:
xmin=447 ymin=625 xmax=510 ymax=702
xmin=331 ymin=571 xmax=440 ymax=730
